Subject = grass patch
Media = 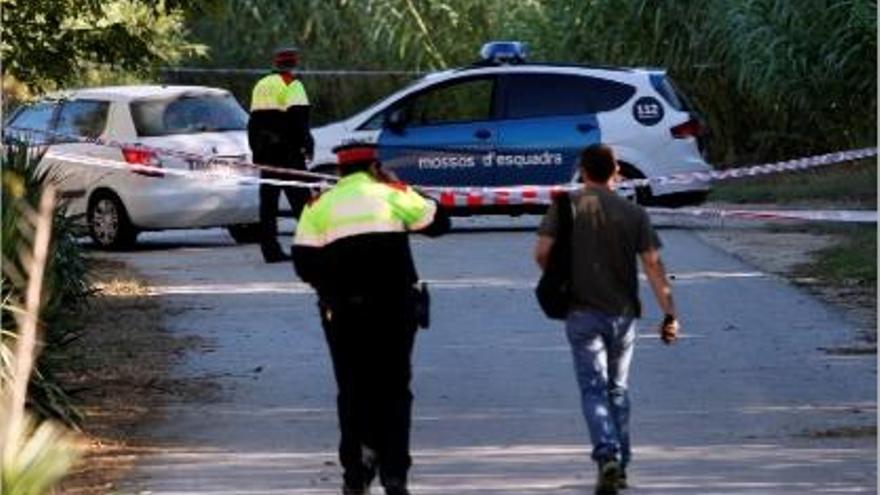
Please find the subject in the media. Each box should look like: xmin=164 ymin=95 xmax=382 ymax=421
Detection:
xmin=709 ymin=159 xmax=877 ymax=206
xmin=786 ymin=223 xmax=877 ymax=345
xmin=810 ymin=225 xmax=877 ymax=286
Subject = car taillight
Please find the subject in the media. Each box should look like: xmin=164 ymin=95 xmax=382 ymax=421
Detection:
xmin=670 ymin=118 xmax=703 ymax=139
xmin=122 ymin=147 xmax=164 ymax=177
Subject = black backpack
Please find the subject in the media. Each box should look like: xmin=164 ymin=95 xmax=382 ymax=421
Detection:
xmin=535 ymin=193 xmax=573 ymax=320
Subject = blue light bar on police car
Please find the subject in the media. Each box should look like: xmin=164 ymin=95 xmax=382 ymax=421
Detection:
xmin=479 ymin=41 xmax=528 ymax=64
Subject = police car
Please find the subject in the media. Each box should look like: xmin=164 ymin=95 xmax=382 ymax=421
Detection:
xmin=311 ymin=42 xmax=711 ymax=210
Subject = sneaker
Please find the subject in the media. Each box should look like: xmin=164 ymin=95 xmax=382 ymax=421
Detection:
xmin=617 ymin=468 xmax=628 ymax=489
xmin=595 ymin=459 xmax=621 ymax=495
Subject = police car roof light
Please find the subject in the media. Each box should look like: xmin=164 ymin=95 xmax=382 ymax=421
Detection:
xmin=479 ymin=41 xmax=528 ymax=65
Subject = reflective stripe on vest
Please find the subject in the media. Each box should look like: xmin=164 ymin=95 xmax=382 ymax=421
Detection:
xmin=250 ymin=73 xmax=309 ymax=111
xmin=294 ymin=172 xmax=437 ymax=248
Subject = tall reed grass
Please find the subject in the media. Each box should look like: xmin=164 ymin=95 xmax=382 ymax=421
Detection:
xmin=180 ymin=0 xmax=875 ymax=165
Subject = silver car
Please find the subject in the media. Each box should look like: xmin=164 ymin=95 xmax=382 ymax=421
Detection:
xmin=4 ymin=85 xmax=261 ymax=249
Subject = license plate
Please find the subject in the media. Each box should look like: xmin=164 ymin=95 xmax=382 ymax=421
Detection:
xmin=188 ymin=155 xmax=253 ymax=177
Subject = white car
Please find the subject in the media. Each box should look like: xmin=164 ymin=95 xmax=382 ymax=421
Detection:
xmin=311 ymin=42 xmax=712 ymax=211
xmin=4 ymin=85 xmax=260 ymax=249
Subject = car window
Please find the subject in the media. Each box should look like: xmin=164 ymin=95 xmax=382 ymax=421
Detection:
xmin=130 ymin=93 xmax=248 ymax=137
xmin=504 ymin=74 xmax=636 ymax=119
xmin=5 ymin=101 xmax=59 ymax=144
xmin=55 ymin=100 xmax=109 ymax=139
xmin=650 ymin=73 xmax=690 ymax=111
xmin=361 ymin=108 xmax=387 ymax=130
xmin=391 ymin=77 xmax=494 ymax=128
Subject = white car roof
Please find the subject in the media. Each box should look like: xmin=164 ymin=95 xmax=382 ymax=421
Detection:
xmin=429 ymin=63 xmax=659 ymax=86
xmin=48 ymin=85 xmax=230 ymax=102
xmin=346 ymin=63 xmax=661 ymax=126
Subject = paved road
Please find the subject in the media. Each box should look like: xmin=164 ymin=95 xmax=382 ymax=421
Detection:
xmin=106 ymin=217 xmax=876 ymax=494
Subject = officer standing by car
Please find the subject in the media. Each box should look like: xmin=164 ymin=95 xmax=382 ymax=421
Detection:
xmin=248 ymin=46 xmax=314 ymax=262
xmin=292 ymin=142 xmax=448 ymax=495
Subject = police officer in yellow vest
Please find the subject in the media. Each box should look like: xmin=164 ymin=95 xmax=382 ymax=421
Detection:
xmin=292 ymin=143 xmax=449 ymax=495
xmin=248 ymin=46 xmax=314 ymax=262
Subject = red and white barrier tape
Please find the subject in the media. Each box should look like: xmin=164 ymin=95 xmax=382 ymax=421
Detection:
xmin=7 ymin=127 xmax=876 ymax=191
xmin=426 ymin=147 xmax=877 ymax=204
xmin=42 ymin=151 xmax=323 ymax=189
xmin=7 ymin=126 xmax=877 ymax=224
xmin=5 ymin=126 xmax=338 ymax=183
xmin=431 ymin=185 xmax=570 ymax=208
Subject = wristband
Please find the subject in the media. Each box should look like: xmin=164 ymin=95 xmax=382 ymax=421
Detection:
xmin=663 ymin=314 xmax=676 ymax=326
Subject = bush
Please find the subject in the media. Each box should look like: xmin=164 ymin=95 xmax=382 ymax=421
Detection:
xmin=1 ymin=145 xmax=89 ymax=425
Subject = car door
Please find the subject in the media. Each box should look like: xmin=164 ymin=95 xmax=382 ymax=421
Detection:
xmin=377 ymin=75 xmax=499 ymax=187
xmin=41 ymin=99 xmax=112 ymax=216
xmin=494 ymin=73 xmax=611 ymax=185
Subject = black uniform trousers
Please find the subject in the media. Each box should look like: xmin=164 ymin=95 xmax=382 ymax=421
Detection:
xmin=259 ymin=168 xmax=311 ymax=258
xmin=320 ymin=296 xmax=417 ymax=487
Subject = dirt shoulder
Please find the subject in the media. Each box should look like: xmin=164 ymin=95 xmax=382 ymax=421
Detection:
xmin=57 ymin=258 xmax=201 ymax=495
xmin=698 ymin=226 xmax=877 ymax=350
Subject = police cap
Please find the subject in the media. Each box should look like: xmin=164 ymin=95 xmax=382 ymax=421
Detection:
xmin=333 ymin=142 xmax=379 ymax=167
xmin=273 ymin=46 xmax=300 ymax=70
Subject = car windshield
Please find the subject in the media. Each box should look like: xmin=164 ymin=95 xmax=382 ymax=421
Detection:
xmin=131 ymin=93 xmax=248 ymax=137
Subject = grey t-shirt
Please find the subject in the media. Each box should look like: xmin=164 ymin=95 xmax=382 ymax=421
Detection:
xmin=538 ymin=187 xmax=661 ymax=317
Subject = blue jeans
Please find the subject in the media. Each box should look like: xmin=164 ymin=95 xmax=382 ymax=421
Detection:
xmin=566 ymin=308 xmax=637 ymax=467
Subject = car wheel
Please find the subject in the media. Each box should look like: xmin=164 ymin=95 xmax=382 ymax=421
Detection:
xmin=88 ymin=191 xmax=138 ymax=250
xmin=227 ymin=223 xmax=262 ymax=244
xmin=617 ymin=162 xmax=653 ymax=205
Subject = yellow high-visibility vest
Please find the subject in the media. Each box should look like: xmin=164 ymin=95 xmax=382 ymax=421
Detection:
xmin=294 ymin=172 xmax=437 ymax=248
xmin=250 ymin=73 xmax=309 ymax=112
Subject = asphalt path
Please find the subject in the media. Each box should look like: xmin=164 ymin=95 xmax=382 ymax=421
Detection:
xmin=104 ymin=217 xmax=876 ymax=494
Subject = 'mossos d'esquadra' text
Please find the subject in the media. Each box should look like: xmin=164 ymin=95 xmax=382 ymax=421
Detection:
xmin=417 ymin=151 xmax=563 ymax=170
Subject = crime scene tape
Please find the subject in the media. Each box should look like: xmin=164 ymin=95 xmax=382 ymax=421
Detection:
xmin=6 ymin=125 xmax=877 ymax=223
xmin=40 ymin=151 xmax=322 ymax=189
xmin=5 ymin=126 xmax=338 ymax=183
xmin=428 ymin=147 xmax=877 ymax=207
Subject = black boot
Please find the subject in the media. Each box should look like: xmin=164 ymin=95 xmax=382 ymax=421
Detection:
xmin=342 ymin=485 xmax=369 ymax=495
xmin=383 ymin=477 xmax=410 ymax=495
xmin=260 ymin=243 xmax=291 ymax=263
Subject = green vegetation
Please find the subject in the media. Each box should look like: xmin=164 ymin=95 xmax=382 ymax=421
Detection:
xmin=0 ymin=0 xmax=208 ymax=107
xmin=177 ymin=0 xmax=876 ymax=164
xmin=2 ymin=147 xmax=90 ymax=492
xmin=710 ymin=159 xmax=877 ymax=206
xmin=813 ymin=225 xmax=877 ymax=286
xmin=2 ymin=148 xmax=90 ymax=424
xmin=4 ymin=0 xmax=874 ymax=164
xmin=2 ymin=417 xmax=79 ymax=495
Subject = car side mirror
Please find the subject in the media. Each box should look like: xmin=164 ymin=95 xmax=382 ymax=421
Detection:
xmin=385 ymin=109 xmax=407 ymax=134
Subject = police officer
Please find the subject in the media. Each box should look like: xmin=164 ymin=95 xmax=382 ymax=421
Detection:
xmin=248 ymin=46 xmax=314 ymax=262
xmin=292 ymin=143 xmax=449 ymax=495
